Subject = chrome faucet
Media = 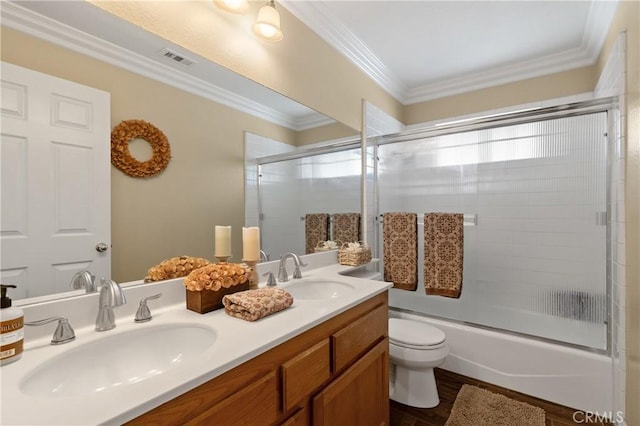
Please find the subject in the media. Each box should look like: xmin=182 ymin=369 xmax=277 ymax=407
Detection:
xmin=277 ymin=252 xmax=307 ymax=282
xmin=95 ymin=278 xmax=126 ymax=331
xmin=70 ymin=270 xmax=97 ymax=293
xmin=260 ymin=250 xmax=270 ymax=262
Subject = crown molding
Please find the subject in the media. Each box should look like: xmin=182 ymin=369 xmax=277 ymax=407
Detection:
xmin=405 ymin=46 xmax=594 ymax=104
xmin=282 ymin=0 xmax=617 ymax=106
xmin=295 ymin=113 xmax=336 ymax=132
xmin=581 ymin=0 xmax=618 ymax=62
xmin=280 ymin=0 xmax=408 ymax=102
xmin=0 ymin=2 xmax=314 ymax=131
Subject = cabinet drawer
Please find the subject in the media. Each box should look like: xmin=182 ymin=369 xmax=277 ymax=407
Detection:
xmin=281 ymin=338 xmax=330 ymax=412
xmin=186 ymin=371 xmax=278 ymax=426
xmin=332 ymin=303 xmax=387 ymax=372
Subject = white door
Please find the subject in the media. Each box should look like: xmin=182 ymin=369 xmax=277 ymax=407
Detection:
xmin=1 ymin=62 xmax=111 ymax=299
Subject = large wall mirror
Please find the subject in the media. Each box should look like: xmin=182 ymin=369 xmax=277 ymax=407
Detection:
xmin=0 ymin=1 xmax=359 ymax=304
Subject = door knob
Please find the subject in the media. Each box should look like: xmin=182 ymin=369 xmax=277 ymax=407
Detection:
xmin=95 ymin=242 xmax=109 ymax=253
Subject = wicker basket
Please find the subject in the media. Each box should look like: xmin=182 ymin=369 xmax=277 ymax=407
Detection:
xmin=338 ymin=242 xmax=372 ymax=266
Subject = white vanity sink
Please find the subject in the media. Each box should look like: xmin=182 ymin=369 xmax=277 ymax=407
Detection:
xmin=20 ymin=324 xmax=217 ymax=398
xmin=286 ymin=279 xmax=356 ymax=300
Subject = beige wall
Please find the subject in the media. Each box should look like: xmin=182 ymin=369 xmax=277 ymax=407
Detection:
xmin=596 ymin=2 xmax=640 ymax=424
xmin=1 ymin=27 xmax=296 ymax=282
xmin=403 ymin=66 xmax=596 ymax=125
xmin=89 ymin=0 xmax=403 ymax=131
xmin=295 ymin=122 xmax=359 ymax=146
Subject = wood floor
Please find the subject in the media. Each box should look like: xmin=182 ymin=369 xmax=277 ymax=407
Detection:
xmin=390 ymin=369 xmax=612 ymax=426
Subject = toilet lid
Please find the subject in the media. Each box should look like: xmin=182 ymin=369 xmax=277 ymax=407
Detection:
xmin=389 ymin=318 xmax=446 ymax=347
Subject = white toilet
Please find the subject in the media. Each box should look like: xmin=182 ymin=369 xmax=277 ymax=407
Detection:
xmin=388 ymin=318 xmax=449 ymax=408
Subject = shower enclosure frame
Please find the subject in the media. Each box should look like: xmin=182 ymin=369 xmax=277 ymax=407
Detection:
xmin=369 ymin=97 xmax=616 ymax=354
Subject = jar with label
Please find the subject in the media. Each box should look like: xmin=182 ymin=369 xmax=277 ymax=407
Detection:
xmin=1 ymin=284 xmax=24 ymax=365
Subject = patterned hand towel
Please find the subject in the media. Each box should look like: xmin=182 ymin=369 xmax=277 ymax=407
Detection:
xmin=424 ymin=213 xmax=464 ymax=298
xmin=383 ymin=212 xmax=418 ymax=291
xmin=222 ymin=288 xmax=294 ymax=322
xmin=332 ymin=213 xmax=361 ymax=244
xmin=305 ymin=213 xmax=330 ymax=254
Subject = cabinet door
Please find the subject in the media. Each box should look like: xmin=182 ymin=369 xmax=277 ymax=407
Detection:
xmin=312 ymin=338 xmax=389 ymax=426
xmin=282 ymin=338 xmax=330 ymax=412
xmin=186 ymin=372 xmax=278 ymax=426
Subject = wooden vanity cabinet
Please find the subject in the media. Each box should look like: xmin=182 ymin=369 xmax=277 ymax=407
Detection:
xmin=313 ymin=338 xmax=389 ymax=426
xmin=126 ymin=292 xmax=389 ymax=426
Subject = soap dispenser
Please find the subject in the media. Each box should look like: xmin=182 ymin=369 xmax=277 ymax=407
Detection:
xmin=0 ymin=284 xmax=24 ymax=365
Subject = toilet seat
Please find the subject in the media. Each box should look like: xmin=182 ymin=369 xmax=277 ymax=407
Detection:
xmin=389 ymin=318 xmax=446 ymax=349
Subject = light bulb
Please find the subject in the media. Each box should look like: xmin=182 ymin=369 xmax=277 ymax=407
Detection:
xmin=256 ymin=23 xmax=277 ymax=38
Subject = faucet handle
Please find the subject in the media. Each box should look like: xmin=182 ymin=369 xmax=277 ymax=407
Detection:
xmin=135 ymin=293 xmax=162 ymax=323
xmin=263 ymin=272 xmax=277 ymax=287
xmin=25 ymin=316 xmax=75 ymax=345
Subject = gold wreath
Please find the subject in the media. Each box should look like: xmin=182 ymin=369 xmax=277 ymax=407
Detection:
xmin=111 ymin=119 xmax=171 ymax=178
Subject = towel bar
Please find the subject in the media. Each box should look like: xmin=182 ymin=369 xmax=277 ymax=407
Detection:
xmin=377 ymin=213 xmax=477 ymax=226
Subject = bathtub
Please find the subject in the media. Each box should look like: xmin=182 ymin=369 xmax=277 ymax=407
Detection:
xmin=390 ymin=308 xmax=613 ymax=413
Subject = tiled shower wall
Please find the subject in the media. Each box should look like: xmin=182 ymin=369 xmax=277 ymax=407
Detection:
xmin=594 ymin=32 xmax=626 ymax=423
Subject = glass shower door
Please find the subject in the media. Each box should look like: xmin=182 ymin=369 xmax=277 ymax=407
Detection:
xmin=378 ymin=112 xmax=609 ymax=350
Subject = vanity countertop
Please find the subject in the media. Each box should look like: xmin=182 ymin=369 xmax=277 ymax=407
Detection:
xmin=1 ymin=259 xmax=390 ymax=426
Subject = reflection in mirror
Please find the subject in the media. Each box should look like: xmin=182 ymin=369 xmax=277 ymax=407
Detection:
xmin=245 ymin=134 xmax=362 ymax=260
xmin=1 ymin=2 xmax=359 ymax=305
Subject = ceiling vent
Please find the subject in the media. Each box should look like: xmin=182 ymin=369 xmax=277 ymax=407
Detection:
xmin=158 ymin=48 xmax=196 ymax=66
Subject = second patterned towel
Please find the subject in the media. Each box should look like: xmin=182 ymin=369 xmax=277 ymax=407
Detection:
xmin=332 ymin=213 xmax=361 ymax=244
xmin=424 ymin=213 xmax=464 ymax=298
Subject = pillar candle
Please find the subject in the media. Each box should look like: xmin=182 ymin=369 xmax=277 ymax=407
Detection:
xmin=242 ymin=227 xmax=260 ymax=261
xmin=215 ymin=225 xmax=232 ymax=257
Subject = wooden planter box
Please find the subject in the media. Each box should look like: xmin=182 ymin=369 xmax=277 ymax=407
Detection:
xmin=186 ymin=281 xmax=250 ymax=314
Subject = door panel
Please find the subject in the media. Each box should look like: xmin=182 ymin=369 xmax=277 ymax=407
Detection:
xmin=1 ymin=62 xmax=111 ymax=299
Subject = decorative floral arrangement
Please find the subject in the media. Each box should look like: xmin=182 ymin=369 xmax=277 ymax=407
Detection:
xmin=111 ymin=119 xmax=171 ymax=178
xmin=145 ymin=256 xmax=212 ymax=282
xmin=183 ymin=263 xmax=251 ymax=292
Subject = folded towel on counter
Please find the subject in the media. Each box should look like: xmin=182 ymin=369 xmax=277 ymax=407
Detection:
xmin=382 ymin=212 xmax=418 ymax=291
xmin=222 ymin=288 xmax=294 ymax=322
xmin=331 ymin=213 xmax=361 ymax=244
xmin=305 ymin=213 xmax=330 ymax=254
xmin=424 ymin=213 xmax=464 ymax=298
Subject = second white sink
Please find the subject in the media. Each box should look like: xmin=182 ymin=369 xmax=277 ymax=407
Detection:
xmin=286 ymin=280 xmax=355 ymax=300
xmin=20 ymin=324 xmax=216 ymax=398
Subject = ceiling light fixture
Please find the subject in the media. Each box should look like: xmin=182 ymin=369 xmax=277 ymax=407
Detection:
xmin=252 ymin=0 xmax=283 ymax=42
xmin=214 ymin=0 xmax=249 ymax=14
